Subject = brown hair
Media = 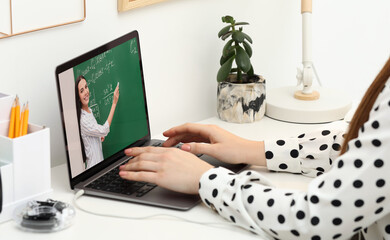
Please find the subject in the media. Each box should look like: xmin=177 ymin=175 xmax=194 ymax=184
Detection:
xmin=340 ymin=57 xmax=390 ymax=154
xmin=75 ymin=75 xmax=87 ymax=164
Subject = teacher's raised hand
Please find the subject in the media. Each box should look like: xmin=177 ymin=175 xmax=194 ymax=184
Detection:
xmin=113 ymin=83 xmax=120 ymax=105
xmin=107 ymin=83 xmax=120 ymax=126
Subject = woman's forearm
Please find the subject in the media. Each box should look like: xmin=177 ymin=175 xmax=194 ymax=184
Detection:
xmin=245 ymin=140 xmax=266 ymax=166
xmin=107 ymin=102 xmax=117 ymax=126
xmin=107 ymin=85 xmax=120 ymax=126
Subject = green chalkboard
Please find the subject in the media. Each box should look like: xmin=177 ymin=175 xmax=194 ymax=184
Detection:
xmin=73 ymin=38 xmax=148 ymax=159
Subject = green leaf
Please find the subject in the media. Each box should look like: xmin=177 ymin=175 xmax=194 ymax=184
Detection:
xmin=222 ymin=39 xmax=234 ymax=57
xmin=232 ymin=31 xmax=245 ymax=43
xmin=243 ymin=41 xmax=252 ymax=57
xmin=234 ymin=22 xmax=249 ymax=26
xmin=221 ymin=31 xmax=232 ymax=41
xmin=217 ymin=55 xmax=235 ymax=82
xmin=247 ymin=64 xmax=254 ymax=76
xmin=220 ymin=55 xmax=225 ymax=66
xmin=243 ymin=33 xmax=253 ymax=44
xmin=235 ymin=46 xmax=251 ymax=73
xmin=222 ymin=16 xmax=234 ymax=24
xmin=237 ymin=69 xmax=242 ymax=83
xmin=220 ymin=50 xmax=235 ymax=65
xmin=218 ymin=25 xmax=231 ymax=38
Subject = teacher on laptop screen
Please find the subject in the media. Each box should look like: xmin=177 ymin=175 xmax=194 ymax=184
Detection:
xmin=75 ymin=75 xmax=120 ymax=169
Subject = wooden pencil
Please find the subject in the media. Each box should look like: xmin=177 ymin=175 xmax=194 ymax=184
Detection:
xmin=22 ymin=102 xmax=29 ymax=136
xmin=8 ymin=97 xmax=16 ymax=138
xmin=19 ymin=104 xmax=25 ymax=137
xmin=14 ymin=96 xmax=20 ymax=138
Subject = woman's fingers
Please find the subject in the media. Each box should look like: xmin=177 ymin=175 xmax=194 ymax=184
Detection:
xmin=181 ymin=142 xmax=216 ymax=156
xmin=119 ymin=171 xmax=157 ymax=184
xmin=162 ymin=134 xmax=210 ymax=147
xmin=120 ymin=155 xmax=160 ymax=171
xmin=161 ymin=137 xmax=181 ymax=147
xmin=163 ymin=123 xmax=213 ymax=139
xmin=124 ymin=146 xmax=166 ymax=156
xmin=119 ymin=147 xmax=213 ymax=194
xmin=162 ymin=123 xmax=214 ymax=147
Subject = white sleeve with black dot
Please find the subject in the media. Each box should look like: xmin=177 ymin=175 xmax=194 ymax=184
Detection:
xmin=199 ymin=79 xmax=390 ymax=239
xmin=264 ymin=122 xmax=348 ymax=177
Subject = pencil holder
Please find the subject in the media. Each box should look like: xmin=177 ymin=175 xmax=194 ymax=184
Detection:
xmin=0 ymin=94 xmax=52 ymax=223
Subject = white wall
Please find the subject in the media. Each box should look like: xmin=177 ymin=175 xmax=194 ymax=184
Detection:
xmin=0 ymin=0 xmax=389 ymax=167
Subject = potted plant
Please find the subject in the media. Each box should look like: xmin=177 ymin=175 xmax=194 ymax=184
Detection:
xmin=217 ymin=15 xmax=266 ymax=123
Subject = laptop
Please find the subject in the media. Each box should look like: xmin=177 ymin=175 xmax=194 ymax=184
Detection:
xmin=55 ymin=30 xmax=246 ymax=211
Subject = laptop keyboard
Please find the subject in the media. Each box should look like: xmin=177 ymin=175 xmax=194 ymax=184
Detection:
xmin=86 ymin=162 xmax=157 ymax=197
xmin=86 ymin=142 xmax=201 ymax=197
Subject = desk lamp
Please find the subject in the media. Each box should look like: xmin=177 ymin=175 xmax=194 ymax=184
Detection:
xmin=266 ymin=0 xmax=351 ymax=123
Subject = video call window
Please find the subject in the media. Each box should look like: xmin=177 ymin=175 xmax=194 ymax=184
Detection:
xmin=58 ymin=37 xmax=149 ymax=177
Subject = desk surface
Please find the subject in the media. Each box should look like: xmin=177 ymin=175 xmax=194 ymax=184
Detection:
xmin=0 ymin=116 xmax=328 ymax=240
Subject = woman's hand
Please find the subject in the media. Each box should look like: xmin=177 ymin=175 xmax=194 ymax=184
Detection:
xmin=162 ymin=123 xmax=266 ymax=166
xmin=120 ymin=147 xmax=213 ymax=194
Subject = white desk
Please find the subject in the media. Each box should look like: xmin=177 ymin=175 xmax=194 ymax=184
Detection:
xmin=0 ymin=116 xmax=329 ymax=240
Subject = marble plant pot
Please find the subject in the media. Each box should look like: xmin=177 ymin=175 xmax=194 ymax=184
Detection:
xmin=217 ymin=75 xmax=266 ymax=123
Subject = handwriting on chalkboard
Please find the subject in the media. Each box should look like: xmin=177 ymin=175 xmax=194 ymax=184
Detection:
xmin=74 ymin=49 xmax=118 ymax=121
xmin=88 ymin=83 xmax=116 ymax=120
xmin=75 ymin=50 xmax=115 ymax=84
xmin=130 ymin=38 xmax=138 ymax=54
xmin=89 ymin=88 xmax=101 ymax=120
xmin=103 ymin=83 xmax=114 ymax=107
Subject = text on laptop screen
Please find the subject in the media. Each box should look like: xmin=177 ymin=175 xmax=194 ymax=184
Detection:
xmin=57 ymin=36 xmax=148 ymax=178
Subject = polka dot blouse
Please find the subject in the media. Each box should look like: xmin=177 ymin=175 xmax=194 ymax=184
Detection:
xmin=199 ymin=80 xmax=390 ymax=239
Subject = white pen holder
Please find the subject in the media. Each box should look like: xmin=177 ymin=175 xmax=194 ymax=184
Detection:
xmin=0 ymin=95 xmax=52 ymax=223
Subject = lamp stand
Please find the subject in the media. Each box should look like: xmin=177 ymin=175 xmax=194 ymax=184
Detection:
xmin=265 ymin=0 xmax=351 ymax=123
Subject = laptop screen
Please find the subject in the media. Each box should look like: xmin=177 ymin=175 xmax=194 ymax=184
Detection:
xmin=56 ymin=31 xmax=150 ymax=179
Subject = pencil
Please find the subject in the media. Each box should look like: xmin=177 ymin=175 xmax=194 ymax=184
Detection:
xmin=22 ymin=102 xmax=29 ymax=136
xmin=8 ymin=97 xmax=16 ymax=138
xmin=14 ymin=96 xmax=20 ymax=138
xmin=19 ymin=104 xmax=25 ymax=137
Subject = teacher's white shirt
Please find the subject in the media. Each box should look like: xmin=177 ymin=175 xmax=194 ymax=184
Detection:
xmin=80 ymin=108 xmax=109 ymax=169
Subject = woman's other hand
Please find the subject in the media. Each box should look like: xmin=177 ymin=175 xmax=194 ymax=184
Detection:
xmin=162 ymin=123 xmax=265 ymax=166
xmin=120 ymin=147 xmax=213 ymax=194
